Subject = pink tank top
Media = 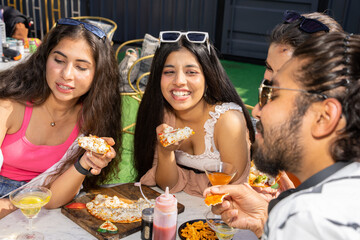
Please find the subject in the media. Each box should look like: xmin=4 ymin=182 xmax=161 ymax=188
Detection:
xmin=0 ymin=104 xmax=80 ymax=181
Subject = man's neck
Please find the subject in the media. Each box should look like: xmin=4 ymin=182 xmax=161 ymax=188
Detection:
xmin=296 ymin=145 xmax=335 ymax=182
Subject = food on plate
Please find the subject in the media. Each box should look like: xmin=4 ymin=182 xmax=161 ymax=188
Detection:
xmin=248 ymin=161 xmax=281 ymax=188
xmin=77 ymin=135 xmax=111 ymax=154
xmin=97 ymin=220 xmax=118 ymax=234
xmin=65 ymin=202 xmax=86 ymax=209
xmin=204 ymin=193 xmax=229 ymax=207
xmin=86 ymin=194 xmax=155 ymax=223
xmin=158 ymin=126 xmax=195 ymax=147
xmin=180 ymin=220 xmax=217 ymax=240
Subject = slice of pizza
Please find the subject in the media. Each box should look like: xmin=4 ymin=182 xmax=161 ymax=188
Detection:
xmin=77 ymin=135 xmax=111 ymax=154
xmin=248 ymin=161 xmax=281 ymax=188
xmin=97 ymin=220 xmax=118 ymax=234
xmin=204 ymin=193 xmax=229 ymax=206
xmin=158 ymin=126 xmax=195 ymax=147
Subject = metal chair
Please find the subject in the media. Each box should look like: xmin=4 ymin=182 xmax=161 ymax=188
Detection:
xmin=116 ymin=39 xmax=155 ymax=135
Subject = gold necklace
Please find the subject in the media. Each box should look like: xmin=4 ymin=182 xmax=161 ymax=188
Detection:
xmin=44 ymin=104 xmax=56 ymax=127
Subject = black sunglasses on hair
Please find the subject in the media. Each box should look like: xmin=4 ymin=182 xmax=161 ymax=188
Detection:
xmin=283 ymin=10 xmax=330 ymax=33
xmin=56 ymin=18 xmax=106 ymax=41
xmin=258 ymin=79 xmax=327 ymax=108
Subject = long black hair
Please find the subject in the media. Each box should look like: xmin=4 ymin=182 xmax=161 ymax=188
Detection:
xmin=134 ymin=36 xmax=255 ymax=179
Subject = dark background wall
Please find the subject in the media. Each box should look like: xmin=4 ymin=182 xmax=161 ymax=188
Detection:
xmin=83 ymin=0 xmax=359 ymax=63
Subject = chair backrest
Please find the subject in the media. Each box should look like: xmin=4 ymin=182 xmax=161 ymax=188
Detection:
xmin=116 ymin=39 xmax=155 ymax=96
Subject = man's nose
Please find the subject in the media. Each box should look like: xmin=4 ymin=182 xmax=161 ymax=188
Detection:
xmin=252 ymin=103 xmax=261 ymax=120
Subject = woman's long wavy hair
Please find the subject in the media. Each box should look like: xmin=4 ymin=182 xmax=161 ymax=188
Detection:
xmin=134 ymin=36 xmax=255 ymax=180
xmin=292 ymin=32 xmax=360 ymax=163
xmin=270 ymin=11 xmax=344 ymax=48
xmin=0 ymin=23 xmax=123 ymax=189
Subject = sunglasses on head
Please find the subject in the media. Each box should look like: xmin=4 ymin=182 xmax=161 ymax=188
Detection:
xmin=258 ymin=79 xmax=328 ymax=108
xmin=56 ymin=18 xmax=106 ymax=41
xmin=159 ymin=31 xmax=211 ymax=54
xmin=283 ymin=10 xmax=330 ymax=33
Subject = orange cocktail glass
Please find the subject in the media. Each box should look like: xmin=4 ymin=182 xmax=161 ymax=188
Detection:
xmin=204 ymin=162 xmax=237 ymax=185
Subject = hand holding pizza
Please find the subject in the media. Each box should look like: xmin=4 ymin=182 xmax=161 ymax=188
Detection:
xmin=203 ymin=184 xmax=268 ymax=238
xmin=78 ymin=136 xmax=116 ymax=175
xmin=156 ymin=124 xmax=195 ymax=150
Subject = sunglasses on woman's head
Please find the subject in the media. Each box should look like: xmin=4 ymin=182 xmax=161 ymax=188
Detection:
xmin=56 ymin=18 xmax=106 ymax=41
xmin=258 ymin=79 xmax=328 ymax=108
xmin=159 ymin=31 xmax=211 ymax=54
xmin=283 ymin=10 xmax=330 ymax=33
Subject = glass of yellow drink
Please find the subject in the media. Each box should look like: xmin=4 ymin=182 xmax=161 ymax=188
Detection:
xmin=205 ymin=210 xmax=239 ymax=240
xmin=9 ymin=186 xmax=52 ymax=240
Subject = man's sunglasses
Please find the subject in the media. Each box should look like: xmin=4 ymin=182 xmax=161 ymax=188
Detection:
xmin=258 ymin=79 xmax=327 ymax=108
xmin=159 ymin=31 xmax=211 ymax=54
xmin=56 ymin=18 xmax=106 ymax=41
xmin=284 ymin=10 xmax=330 ymax=33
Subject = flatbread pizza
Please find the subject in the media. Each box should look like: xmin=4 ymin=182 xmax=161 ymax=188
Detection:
xmin=248 ymin=161 xmax=281 ymax=188
xmin=86 ymin=194 xmax=155 ymax=223
xmin=78 ymin=135 xmax=111 ymax=154
xmin=204 ymin=193 xmax=229 ymax=207
xmin=158 ymin=126 xmax=195 ymax=147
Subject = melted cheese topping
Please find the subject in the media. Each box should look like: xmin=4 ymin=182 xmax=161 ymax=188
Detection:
xmin=86 ymin=194 xmax=155 ymax=223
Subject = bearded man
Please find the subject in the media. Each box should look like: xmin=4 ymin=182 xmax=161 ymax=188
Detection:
xmin=204 ymin=32 xmax=360 ymax=240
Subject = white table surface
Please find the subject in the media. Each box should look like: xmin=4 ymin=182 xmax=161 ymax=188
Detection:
xmin=0 ymin=185 xmax=257 ymax=240
xmin=0 ymin=51 xmax=30 ymax=71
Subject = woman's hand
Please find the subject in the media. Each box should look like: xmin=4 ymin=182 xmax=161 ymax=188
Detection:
xmin=0 ymin=198 xmax=17 ymax=219
xmin=204 ymin=184 xmax=268 ymax=238
xmin=79 ymin=137 xmax=116 ymax=175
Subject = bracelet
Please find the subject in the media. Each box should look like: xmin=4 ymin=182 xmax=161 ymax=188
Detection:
xmin=74 ymin=157 xmax=93 ymax=176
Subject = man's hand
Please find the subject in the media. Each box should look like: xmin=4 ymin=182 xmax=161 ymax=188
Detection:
xmin=204 ymin=184 xmax=268 ymax=238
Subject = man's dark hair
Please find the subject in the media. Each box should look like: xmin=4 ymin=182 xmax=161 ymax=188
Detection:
xmin=293 ymin=32 xmax=360 ymax=163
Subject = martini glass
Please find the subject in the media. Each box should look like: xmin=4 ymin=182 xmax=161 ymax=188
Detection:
xmin=204 ymin=162 xmax=237 ymax=185
xmin=205 ymin=210 xmax=238 ymax=240
xmin=9 ymin=186 xmax=52 ymax=240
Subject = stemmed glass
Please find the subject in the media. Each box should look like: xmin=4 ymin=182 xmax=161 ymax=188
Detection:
xmin=205 ymin=210 xmax=239 ymax=240
xmin=9 ymin=186 xmax=52 ymax=240
xmin=203 ymin=162 xmax=237 ymax=185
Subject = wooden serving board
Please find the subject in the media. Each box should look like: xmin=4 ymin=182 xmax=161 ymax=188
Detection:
xmin=61 ymin=183 xmax=185 ymax=240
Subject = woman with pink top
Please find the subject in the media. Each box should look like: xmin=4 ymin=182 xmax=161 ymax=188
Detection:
xmin=0 ymin=18 xmax=122 ymax=218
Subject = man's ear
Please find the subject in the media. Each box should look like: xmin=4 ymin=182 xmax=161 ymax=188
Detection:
xmin=311 ymin=98 xmax=343 ymax=138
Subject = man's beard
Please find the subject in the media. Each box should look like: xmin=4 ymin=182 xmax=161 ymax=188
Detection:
xmin=252 ymin=106 xmax=304 ymax=177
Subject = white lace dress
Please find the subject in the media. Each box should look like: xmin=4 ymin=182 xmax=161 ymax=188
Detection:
xmin=140 ymin=102 xmax=251 ymax=197
xmin=175 ymin=102 xmax=243 ymax=171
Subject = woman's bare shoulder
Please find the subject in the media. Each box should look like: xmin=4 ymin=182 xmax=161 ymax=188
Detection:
xmin=216 ymin=107 xmax=246 ymax=131
xmin=0 ymin=99 xmax=25 ymax=132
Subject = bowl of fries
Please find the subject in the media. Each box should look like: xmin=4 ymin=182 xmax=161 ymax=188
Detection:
xmin=178 ymin=219 xmax=218 ymax=240
xmin=205 ymin=211 xmax=238 ymax=240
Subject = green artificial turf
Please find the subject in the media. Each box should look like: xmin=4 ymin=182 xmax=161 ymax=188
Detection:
xmin=221 ymin=60 xmax=265 ymax=107
xmin=107 ymin=59 xmax=265 ymax=184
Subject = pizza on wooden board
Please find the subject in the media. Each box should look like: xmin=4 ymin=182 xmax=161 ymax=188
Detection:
xmin=86 ymin=194 xmax=155 ymax=223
